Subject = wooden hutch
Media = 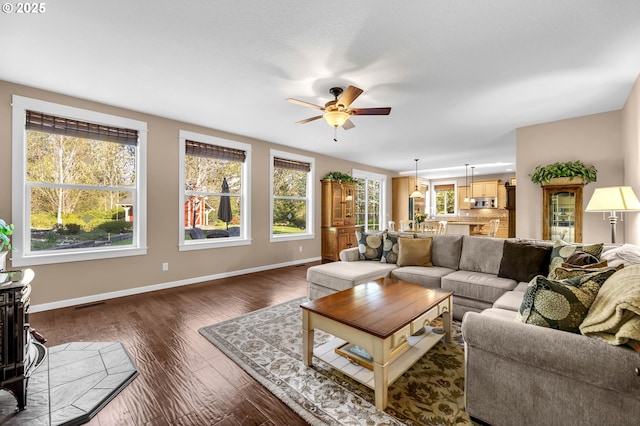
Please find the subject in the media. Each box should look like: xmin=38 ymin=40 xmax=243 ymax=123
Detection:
xmin=542 ymin=182 xmax=583 ymax=243
xmin=321 ymin=179 xmax=359 ymax=262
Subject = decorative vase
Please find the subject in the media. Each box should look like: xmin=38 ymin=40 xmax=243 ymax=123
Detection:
xmin=0 ymin=251 xmax=7 ymax=271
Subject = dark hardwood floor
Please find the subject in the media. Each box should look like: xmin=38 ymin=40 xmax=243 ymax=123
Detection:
xmin=30 ymin=262 xmax=320 ymax=425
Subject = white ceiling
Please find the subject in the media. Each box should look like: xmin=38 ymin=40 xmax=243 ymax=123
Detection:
xmin=2 ymin=1 xmax=640 ymax=179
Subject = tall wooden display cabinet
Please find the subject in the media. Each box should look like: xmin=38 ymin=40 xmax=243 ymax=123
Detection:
xmin=542 ymin=183 xmax=583 ymax=243
xmin=321 ymin=179 xmax=359 ymax=262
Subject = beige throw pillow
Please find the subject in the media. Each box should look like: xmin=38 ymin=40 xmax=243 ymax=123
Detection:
xmin=397 ymin=237 xmax=433 ymax=267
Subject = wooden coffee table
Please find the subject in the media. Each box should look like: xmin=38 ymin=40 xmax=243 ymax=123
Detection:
xmin=300 ymin=277 xmax=452 ymax=410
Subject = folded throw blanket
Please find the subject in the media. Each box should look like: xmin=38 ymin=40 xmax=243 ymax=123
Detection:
xmin=580 ymin=264 xmax=640 ymax=345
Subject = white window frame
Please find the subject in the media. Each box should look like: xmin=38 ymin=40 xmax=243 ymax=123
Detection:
xmin=352 ymin=169 xmax=387 ymax=232
xmin=269 ymin=149 xmax=315 ymax=242
xmin=431 ymin=180 xmax=458 ymax=217
xmin=178 ymin=130 xmax=252 ymax=251
xmin=11 ymin=95 xmax=148 ymax=266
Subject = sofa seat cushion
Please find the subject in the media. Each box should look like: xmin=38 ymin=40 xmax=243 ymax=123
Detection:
xmin=493 ymin=291 xmax=525 ymax=311
xmin=306 ymin=261 xmax=396 ymax=292
xmin=390 ymin=266 xmax=454 ymax=289
xmin=476 ymin=307 xmax=518 ymax=321
xmin=442 ymin=270 xmax=518 ymax=303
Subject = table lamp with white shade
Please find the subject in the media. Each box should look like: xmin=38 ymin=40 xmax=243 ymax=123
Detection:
xmin=585 ymin=186 xmax=640 ymax=243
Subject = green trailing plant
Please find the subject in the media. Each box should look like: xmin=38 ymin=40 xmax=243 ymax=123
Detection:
xmin=529 ymin=161 xmax=597 ymax=185
xmin=323 ymin=171 xmax=356 ymax=183
xmin=0 ymin=219 xmax=14 ymax=251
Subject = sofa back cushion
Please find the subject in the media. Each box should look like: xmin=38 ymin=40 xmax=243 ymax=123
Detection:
xmin=420 ymin=234 xmax=463 ymax=269
xmin=459 ymin=236 xmax=505 ymax=274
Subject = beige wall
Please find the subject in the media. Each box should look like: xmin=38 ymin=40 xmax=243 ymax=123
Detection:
xmin=515 ymin=111 xmax=625 ymax=243
xmin=622 ymin=75 xmax=640 ymax=244
xmin=0 ymin=81 xmax=394 ymax=308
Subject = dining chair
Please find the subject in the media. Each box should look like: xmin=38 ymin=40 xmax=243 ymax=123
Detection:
xmin=399 ymin=220 xmax=414 ymax=232
xmin=487 ymin=219 xmax=500 ymax=237
xmin=437 ymin=220 xmax=448 ymax=234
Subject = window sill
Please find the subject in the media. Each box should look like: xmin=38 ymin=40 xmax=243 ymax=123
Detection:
xmin=269 ymin=233 xmax=315 ymax=243
xmin=179 ymin=238 xmax=251 ymax=251
xmin=11 ymin=246 xmax=148 ymax=267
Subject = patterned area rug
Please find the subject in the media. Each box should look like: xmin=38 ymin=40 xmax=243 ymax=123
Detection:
xmin=199 ymin=297 xmax=471 ymax=425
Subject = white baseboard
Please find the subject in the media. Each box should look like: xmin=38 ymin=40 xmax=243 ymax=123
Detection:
xmin=29 ymin=256 xmax=320 ymax=313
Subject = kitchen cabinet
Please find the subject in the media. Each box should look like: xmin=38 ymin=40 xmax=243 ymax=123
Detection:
xmin=457 ymin=185 xmax=470 ymax=210
xmin=471 ymin=180 xmax=499 ymax=198
xmin=542 ymin=183 xmax=583 ymax=243
xmin=498 ymin=183 xmax=507 ymax=209
xmin=392 ymin=176 xmax=428 ymax=225
xmin=321 ymin=179 xmax=359 ymax=262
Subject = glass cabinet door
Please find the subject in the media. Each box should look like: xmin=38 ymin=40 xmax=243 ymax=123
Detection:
xmin=543 ymin=184 xmax=583 ymax=243
xmin=331 ymin=184 xmax=344 ymax=225
xmin=343 ymin=185 xmax=355 ymax=225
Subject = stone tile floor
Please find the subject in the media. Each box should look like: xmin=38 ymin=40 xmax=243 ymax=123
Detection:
xmin=0 ymin=342 xmax=138 ymax=426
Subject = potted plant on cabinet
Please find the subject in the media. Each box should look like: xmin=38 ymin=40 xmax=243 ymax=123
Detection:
xmin=323 ymin=171 xmax=356 ymax=183
xmin=529 ymin=161 xmax=597 ymax=186
xmin=0 ymin=219 xmax=14 ymax=271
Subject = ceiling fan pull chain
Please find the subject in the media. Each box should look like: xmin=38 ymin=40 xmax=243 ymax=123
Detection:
xmin=333 ymin=126 xmax=338 ymax=142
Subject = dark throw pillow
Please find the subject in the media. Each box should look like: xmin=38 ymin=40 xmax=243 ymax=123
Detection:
xmin=380 ymin=232 xmax=414 ymax=264
xmin=565 ymin=251 xmax=600 ymax=266
xmin=356 ymin=230 xmax=385 ymax=261
xmin=498 ymin=240 xmax=551 ymax=283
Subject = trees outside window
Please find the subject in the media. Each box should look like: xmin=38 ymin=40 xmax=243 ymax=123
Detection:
xmin=353 ymin=170 xmax=385 ymax=232
xmin=179 ymin=131 xmax=251 ymax=249
xmin=435 ymin=183 xmax=456 ymax=215
xmin=270 ymin=150 xmax=314 ymax=241
xmin=11 ymin=96 xmax=148 ymax=266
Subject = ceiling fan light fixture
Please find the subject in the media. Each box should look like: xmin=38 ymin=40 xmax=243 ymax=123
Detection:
xmin=323 ymin=111 xmax=350 ymax=128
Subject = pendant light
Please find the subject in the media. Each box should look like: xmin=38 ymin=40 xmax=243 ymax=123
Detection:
xmin=410 ymin=159 xmax=423 ymax=199
xmin=463 ymin=163 xmax=470 ymax=202
xmin=470 ymin=166 xmax=476 ymax=204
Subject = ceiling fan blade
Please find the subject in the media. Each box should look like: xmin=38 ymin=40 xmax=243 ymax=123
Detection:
xmin=286 ymin=98 xmax=325 ymax=110
xmin=338 ymin=86 xmax=364 ymax=108
xmin=295 ymin=115 xmax=323 ymax=124
xmin=342 ymin=119 xmax=355 ymax=130
xmin=350 ymin=107 xmax=391 ymax=116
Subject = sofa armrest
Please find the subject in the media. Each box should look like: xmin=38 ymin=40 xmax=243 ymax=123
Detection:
xmin=462 ymin=312 xmax=640 ymax=396
xmin=339 ymin=247 xmax=360 ymax=262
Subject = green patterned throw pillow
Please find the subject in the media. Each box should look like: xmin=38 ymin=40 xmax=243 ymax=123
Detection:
xmin=516 ymin=268 xmax=618 ymax=333
xmin=356 ymin=230 xmax=385 ymax=261
xmin=548 ymin=240 xmax=604 ymax=279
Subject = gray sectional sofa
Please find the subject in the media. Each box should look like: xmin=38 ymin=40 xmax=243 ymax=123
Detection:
xmin=307 ymin=233 xmax=528 ymax=320
xmin=306 ymin=233 xmax=640 ymax=425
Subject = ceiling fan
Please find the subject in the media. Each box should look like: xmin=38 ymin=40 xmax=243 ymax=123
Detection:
xmin=286 ymin=85 xmax=391 ymax=131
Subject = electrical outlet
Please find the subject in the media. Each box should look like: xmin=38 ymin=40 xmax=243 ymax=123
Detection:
xmin=299 ymin=246 xmax=303 ymax=252
xmin=162 ymin=262 xmax=169 ymax=271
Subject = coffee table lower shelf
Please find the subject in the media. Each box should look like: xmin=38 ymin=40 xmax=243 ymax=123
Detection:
xmin=313 ymin=329 xmax=443 ymax=390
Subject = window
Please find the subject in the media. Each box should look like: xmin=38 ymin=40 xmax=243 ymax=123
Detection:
xmin=434 ymin=183 xmax=456 ymax=215
xmin=11 ymin=96 xmax=147 ymax=266
xmin=270 ymin=150 xmax=314 ymax=241
xmin=352 ymin=170 xmax=386 ymax=232
xmin=179 ymin=130 xmax=251 ymax=250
